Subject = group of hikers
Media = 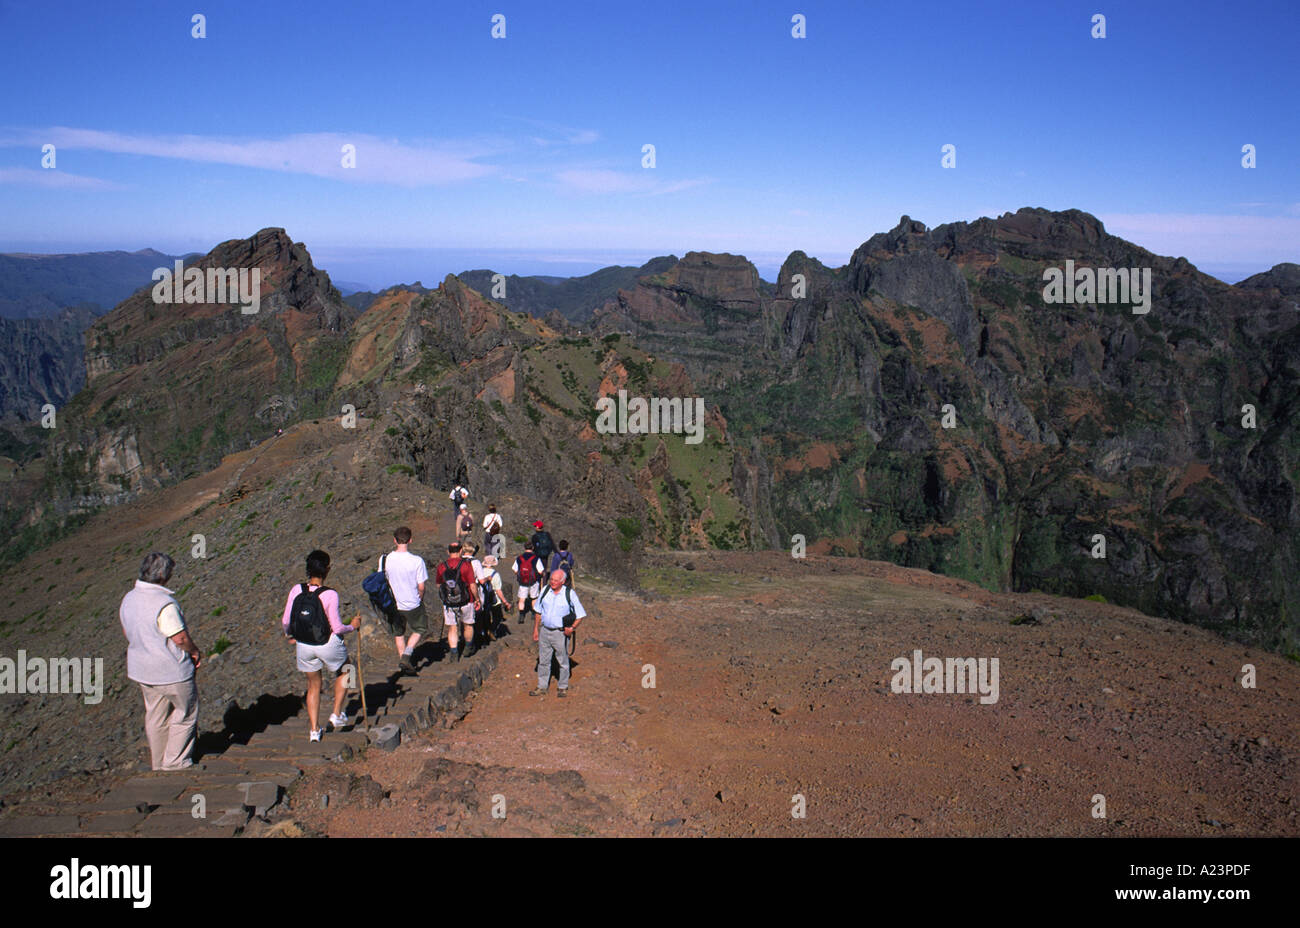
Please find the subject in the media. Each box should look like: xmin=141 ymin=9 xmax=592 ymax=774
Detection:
xmin=118 ymin=485 xmax=588 ymax=769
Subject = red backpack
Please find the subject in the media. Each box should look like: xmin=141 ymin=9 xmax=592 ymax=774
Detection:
xmin=516 ymin=553 xmax=539 ymax=585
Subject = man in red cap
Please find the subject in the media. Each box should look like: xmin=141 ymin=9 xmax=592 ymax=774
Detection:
xmin=529 ymin=520 xmax=555 ymax=567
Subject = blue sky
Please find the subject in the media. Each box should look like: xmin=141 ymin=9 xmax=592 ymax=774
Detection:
xmin=1 ymin=0 xmax=1297 ymax=284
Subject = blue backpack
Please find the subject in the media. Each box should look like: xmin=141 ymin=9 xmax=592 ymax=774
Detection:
xmin=362 ymin=554 xmax=398 ymax=616
xmin=550 ymin=550 xmax=574 ymax=580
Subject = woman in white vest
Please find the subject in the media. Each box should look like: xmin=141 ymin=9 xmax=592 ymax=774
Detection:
xmin=119 ymin=552 xmax=202 ymax=770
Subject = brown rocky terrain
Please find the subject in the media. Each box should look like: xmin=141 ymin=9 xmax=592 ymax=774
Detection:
xmin=2 ymin=213 xmax=1298 ymax=836
xmin=285 ymin=550 xmax=1297 ymax=838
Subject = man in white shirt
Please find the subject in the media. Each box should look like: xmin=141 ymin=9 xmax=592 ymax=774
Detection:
xmin=530 ymin=569 xmax=586 ymax=698
xmin=384 ymin=526 xmax=429 ymax=674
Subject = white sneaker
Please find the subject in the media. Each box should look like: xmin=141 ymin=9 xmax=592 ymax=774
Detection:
xmin=309 ymin=729 xmax=322 ymax=742
xmin=329 ymin=713 xmax=349 ymax=730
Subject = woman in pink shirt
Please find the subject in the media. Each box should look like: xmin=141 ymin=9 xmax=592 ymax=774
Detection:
xmin=281 ymin=550 xmax=358 ymax=741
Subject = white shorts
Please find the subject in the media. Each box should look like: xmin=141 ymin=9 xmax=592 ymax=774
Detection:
xmin=443 ymin=603 xmax=475 ymax=626
xmin=296 ymin=635 xmax=348 ymax=673
xmin=517 ymin=582 xmax=540 ymax=603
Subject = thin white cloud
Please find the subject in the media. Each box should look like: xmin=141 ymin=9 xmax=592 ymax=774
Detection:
xmin=554 ymin=168 xmax=711 ymax=196
xmin=0 ymin=128 xmax=500 ymax=187
xmin=0 ymin=167 xmax=121 ymax=190
xmin=509 ymin=118 xmax=600 ymax=147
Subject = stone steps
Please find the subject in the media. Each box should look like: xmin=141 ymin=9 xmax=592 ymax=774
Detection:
xmin=0 ymin=634 xmax=510 ymax=837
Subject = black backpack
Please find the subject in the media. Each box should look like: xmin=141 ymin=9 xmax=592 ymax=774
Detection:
xmin=480 ymin=569 xmax=498 ymax=608
xmin=531 ymin=531 xmax=555 ymax=563
xmin=288 ymin=584 xmax=332 ymax=645
xmin=439 ymin=559 xmax=472 ymax=608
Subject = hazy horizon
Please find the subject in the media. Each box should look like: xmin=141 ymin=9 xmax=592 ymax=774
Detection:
xmin=2 ymin=0 xmax=1296 ymax=291
xmin=0 ymin=230 xmax=1272 ymax=290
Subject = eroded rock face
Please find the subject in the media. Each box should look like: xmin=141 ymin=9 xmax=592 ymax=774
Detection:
xmin=0 ymin=304 xmax=97 ymax=419
xmin=1238 ymin=262 xmax=1300 ymax=299
xmin=582 ymin=208 xmax=1299 ymax=648
xmin=18 ymin=210 xmax=1299 ymax=649
xmin=51 ymin=229 xmax=355 ymax=502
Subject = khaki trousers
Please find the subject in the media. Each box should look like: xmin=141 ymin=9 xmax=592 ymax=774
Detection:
xmin=139 ymin=679 xmax=198 ymax=770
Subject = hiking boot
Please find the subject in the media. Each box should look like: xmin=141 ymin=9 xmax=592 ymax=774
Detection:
xmin=464 ymin=642 xmax=477 ymax=659
xmin=309 ymin=729 xmax=322 ymax=742
xmin=328 ymin=712 xmax=349 ymax=730
xmin=529 ymin=688 xmax=546 ymax=697
xmin=556 ymin=689 xmax=568 ymax=699
xmin=399 ymin=653 xmax=416 ymax=674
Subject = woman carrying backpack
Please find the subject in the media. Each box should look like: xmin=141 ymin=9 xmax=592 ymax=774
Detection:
xmin=479 ymin=554 xmax=511 ymax=639
xmin=456 ymin=505 xmax=475 ymax=546
xmin=281 ymin=550 xmax=359 ymax=742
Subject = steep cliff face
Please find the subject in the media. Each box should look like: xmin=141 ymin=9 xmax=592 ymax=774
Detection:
xmin=50 ymin=229 xmax=356 ymax=503
xmin=716 ymin=210 xmax=1299 ymax=648
xmin=9 ymin=213 xmax=1297 ymax=649
xmin=0 ymin=304 xmax=97 ymax=420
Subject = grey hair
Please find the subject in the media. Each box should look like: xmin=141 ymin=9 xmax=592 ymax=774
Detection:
xmin=139 ymin=552 xmax=175 ymax=585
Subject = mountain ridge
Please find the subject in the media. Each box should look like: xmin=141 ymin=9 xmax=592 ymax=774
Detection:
xmin=2 ymin=209 xmax=1296 ymax=652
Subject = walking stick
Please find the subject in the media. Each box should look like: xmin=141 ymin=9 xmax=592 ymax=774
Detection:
xmin=352 ymin=613 xmax=369 ymax=731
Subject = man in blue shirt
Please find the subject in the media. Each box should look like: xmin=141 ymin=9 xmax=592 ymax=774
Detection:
xmin=530 ymin=568 xmax=586 ymax=698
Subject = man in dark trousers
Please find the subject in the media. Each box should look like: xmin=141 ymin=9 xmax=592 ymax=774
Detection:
xmin=549 ymin=539 xmax=575 ymax=589
xmin=529 ymin=520 xmax=555 ymax=566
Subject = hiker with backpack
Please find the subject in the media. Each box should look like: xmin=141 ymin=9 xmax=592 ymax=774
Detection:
xmin=449 ymin=483 xmax=469 ymax=514
xmin=436 ymin=541 xmax=482 ymax=661
xmin=549 ymin=539 xmax=575 ymax=589
xmin=529 ymin=520 xmax=555 ymax=565
xmin=281 ymin=550 xmax=359 ymax=742
xmin=375 ymin=526 xmax=429 ymax=675
xmin=478 ymin=554 xmax=511 ymax=640
xmin=463 ymin=540 xmax=485 ymax=630
xmin=456 ymin=504 xmax=475 ymax=546
xmin=483 ymin=504 xmax=504 ymax=555
xmin=512 ymin=542 xmax=543 ymax=625
xmin=531 ymin=569 xmax=587 ymax=698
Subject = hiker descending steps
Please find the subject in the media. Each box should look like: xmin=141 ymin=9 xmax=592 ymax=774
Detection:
xmin=530 ymin=520 xmax=555 ymax=565
xmin=478 ymin=554 xmax=511 ymax=640
xmin=375 ymin=526 xmax=430 ymax=675
xmin=513 ymin=542 xmax=543 ymax=625
xmin=483 ymin=503 xmax=504 ymax=556
xmin=281 ymin=550 xmax=358 ymax=741
xmin=120 ymin=552 xmax=202 ymax=771
xmin=457 ymin=504 xmax=475 ymax=546
xmin=436 ymin=542 xmax=481 ymax=662
xmin=549 ymin=539 xmax=575 ymax=589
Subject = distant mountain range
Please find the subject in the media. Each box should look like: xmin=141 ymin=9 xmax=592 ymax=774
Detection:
xmin=0 ymin=248 xmax=197 ymax=419
xmin=456 ymin=256 xmax=682 ymax=322
xmin=0 ymin=248 xmax=196 ymax=320
xmin=1 ymin=213 xmax=1296 ymax=656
